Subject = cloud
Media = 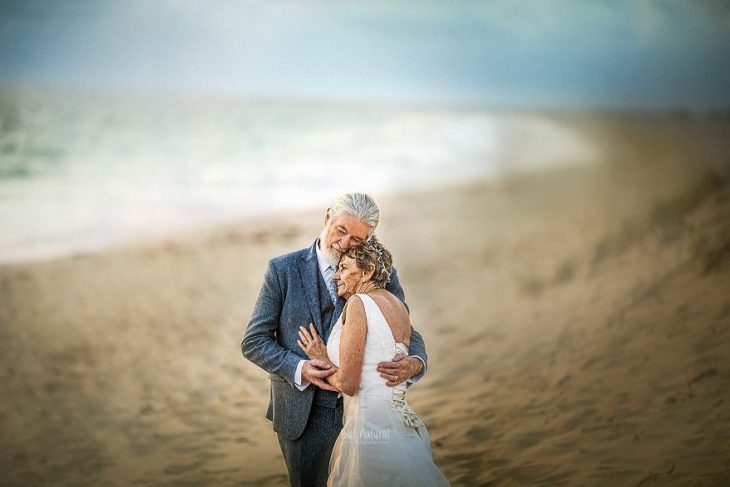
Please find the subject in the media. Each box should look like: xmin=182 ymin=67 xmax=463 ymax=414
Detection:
xmin=0 ymin=0 xmax=728 ymax=107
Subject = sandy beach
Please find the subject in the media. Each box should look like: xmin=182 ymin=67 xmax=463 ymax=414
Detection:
xmin=1 ymin=114 xmax=729 ymax=486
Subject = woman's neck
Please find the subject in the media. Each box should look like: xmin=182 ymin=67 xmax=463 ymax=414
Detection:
xmin=354 ymin=281 xmax=379 ymax=295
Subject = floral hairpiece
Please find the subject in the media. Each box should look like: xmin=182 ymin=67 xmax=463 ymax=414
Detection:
xmin=366 ymin=236 xmax=391 ymax=286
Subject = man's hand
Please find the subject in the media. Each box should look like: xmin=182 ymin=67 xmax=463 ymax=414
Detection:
xmin=377 ymin=353 xmax=423 ymax=387
xmin=301 ymin=359 xmax=338 ymax=391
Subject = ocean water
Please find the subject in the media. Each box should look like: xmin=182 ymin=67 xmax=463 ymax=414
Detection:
xmin=0 ymin=89 xmax=600 ymax=264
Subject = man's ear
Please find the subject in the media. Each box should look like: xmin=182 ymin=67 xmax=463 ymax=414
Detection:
xmin=324 ymin=208 xmax=331 ymax=225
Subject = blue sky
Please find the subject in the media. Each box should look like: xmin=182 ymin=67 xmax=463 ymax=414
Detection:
xmin=1 ymin=0 xmax=728 ymax=108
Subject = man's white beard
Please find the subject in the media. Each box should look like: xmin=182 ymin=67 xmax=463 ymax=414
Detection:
xmin=319 ymin=230 xmax=342 ymax=268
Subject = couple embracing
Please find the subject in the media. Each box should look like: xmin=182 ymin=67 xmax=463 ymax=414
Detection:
xmin=242 ymin=193 xmax=449 ymax=487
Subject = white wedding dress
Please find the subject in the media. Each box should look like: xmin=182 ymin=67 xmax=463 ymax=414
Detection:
xmin=326 ymin=294 xmax=450 ymax=487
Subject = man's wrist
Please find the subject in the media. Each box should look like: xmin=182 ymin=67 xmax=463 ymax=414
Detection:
xmin=410 ymin=356 xmax=423 ymax=376
xmin=295 ymin=359 xmax=310 ymax=391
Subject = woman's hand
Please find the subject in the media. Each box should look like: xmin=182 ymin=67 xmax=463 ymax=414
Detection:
xmin=298 ymin=324 xmax=329 ymax=361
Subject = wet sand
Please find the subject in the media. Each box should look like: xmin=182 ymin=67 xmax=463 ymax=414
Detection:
xmin=1 ymin=114 xmax=729 ymax=485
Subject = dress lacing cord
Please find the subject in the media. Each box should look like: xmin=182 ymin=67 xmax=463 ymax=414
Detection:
xmin=391 ymin=384 xmax=424 ymax=434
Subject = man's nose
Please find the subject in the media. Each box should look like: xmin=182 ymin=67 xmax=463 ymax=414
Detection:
xmin=340 ymin=236 xmax=351 ymax=249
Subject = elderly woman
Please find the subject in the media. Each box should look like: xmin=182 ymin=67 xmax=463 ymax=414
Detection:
xmin=298 ymin=237 xmax=449 ymax=487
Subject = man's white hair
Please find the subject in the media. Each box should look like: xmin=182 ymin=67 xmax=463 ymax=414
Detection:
xmin=328 ymin=193 xmax=380 ymax=234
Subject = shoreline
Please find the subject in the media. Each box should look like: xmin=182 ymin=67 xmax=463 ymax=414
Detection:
xmin=0 ymin=177 xmax=487 ymax=269
xmin=6 ymin=103 xmax=710 ymax=268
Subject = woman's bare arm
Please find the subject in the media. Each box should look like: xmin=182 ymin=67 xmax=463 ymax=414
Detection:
xmin=297 ymin=297 xmax=368 ymax=395
xmin=330 ymin=296 xmax=367 ymax=395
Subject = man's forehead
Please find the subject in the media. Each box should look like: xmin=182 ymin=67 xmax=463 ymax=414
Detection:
xmin=334 ymin=213 xmax=368 ymax=231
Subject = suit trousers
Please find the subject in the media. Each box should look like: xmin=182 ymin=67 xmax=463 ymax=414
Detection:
xmin=277 ymin=403 xmax=344 ymax=487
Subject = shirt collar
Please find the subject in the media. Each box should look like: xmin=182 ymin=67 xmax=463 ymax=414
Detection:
xmin=315 ymin=238 xmax=334 ymax=274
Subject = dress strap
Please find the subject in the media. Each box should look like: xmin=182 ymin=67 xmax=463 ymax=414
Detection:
xmin=355 ymin=293 xmax=374 ymax=314
xmin=355 ymin=293 xmax=400 ymax=348
xmin=355 ymin=294 xmax=386 ymax=331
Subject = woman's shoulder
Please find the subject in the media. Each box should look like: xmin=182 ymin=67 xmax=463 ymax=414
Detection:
xmin=342 ymin=294 xmax=366 ymax=325
xmin=347 ymin=294 xmax=366 ymax=307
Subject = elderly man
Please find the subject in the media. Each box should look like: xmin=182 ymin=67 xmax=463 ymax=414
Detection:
xmin=242 ymin=193 xmax=428 ymax=487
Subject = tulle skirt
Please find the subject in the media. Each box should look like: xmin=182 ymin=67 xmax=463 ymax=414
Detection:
xmin=327 ymin=392 xmax=450 ymax=487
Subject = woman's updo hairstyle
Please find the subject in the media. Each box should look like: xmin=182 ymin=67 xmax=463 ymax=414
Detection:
xmin=344 ymin=235 xmax=393 ymax=288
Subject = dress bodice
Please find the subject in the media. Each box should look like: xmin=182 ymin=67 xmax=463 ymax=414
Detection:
xmin=327 ymin=293 xmax=405 ymax=389
xmin=327 ymin=293 xmax=423 ymax=427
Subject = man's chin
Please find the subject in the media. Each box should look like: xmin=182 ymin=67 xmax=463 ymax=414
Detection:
xmin=324 ymin=249 xmax=342 ymax=268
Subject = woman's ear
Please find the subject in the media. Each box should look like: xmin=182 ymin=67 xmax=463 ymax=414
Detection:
xmin=362 ymin=264 xmax=376 ymax=282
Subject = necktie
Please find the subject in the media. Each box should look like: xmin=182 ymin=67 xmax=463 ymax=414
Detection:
xmin=326 ymin=268 xmax=338 ymax=304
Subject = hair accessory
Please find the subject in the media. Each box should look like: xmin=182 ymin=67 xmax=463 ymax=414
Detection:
xmin=366 ymin=236 xmax=391 ymax=286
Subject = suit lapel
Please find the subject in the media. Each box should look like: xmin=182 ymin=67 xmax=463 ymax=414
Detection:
xmin=298 ymin=241 xmax=324 ymax=336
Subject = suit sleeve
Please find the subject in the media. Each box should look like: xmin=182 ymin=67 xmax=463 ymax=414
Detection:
xmin=241 ymin=259 xmax=303 ymax=387
xmin=387 ymin=266 xmax=428 ymax=381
